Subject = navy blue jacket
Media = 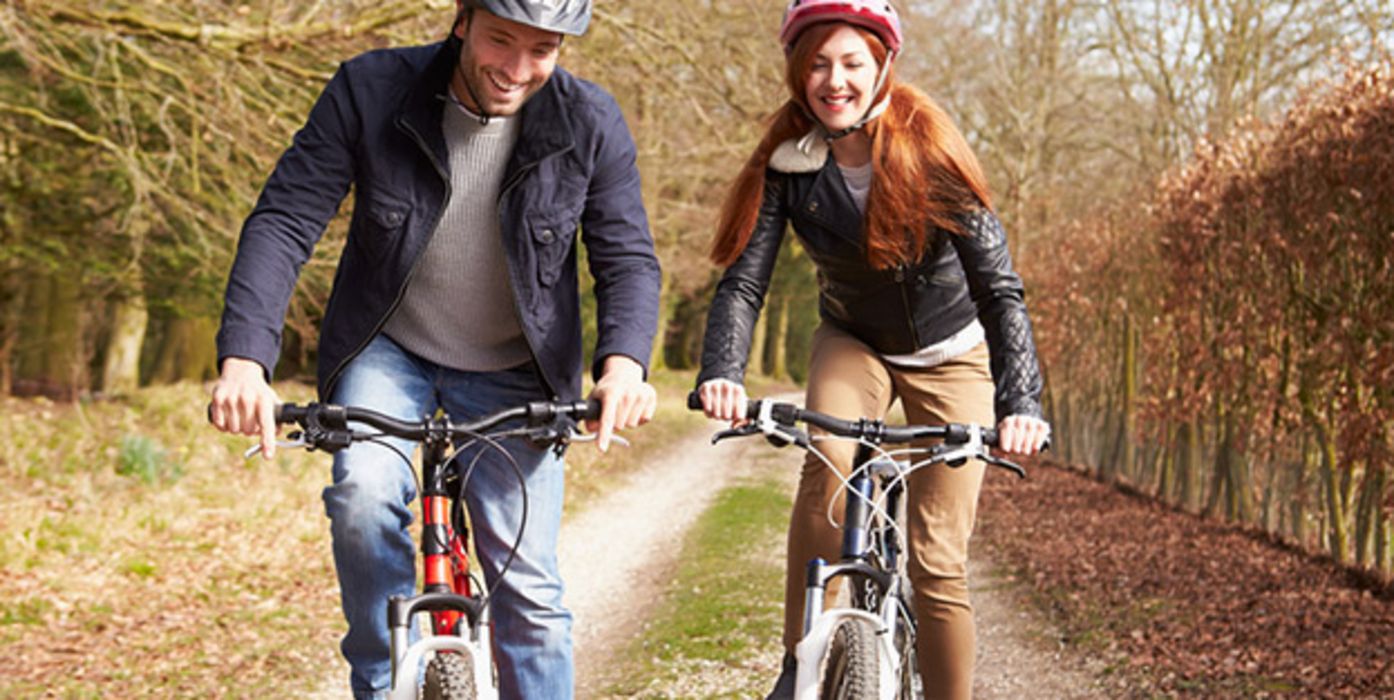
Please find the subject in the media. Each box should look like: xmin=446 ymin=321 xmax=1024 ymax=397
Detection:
xmin=216 ymin=39 xmax=661 ymax=400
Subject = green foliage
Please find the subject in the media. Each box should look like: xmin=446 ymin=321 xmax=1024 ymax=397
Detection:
xmin=121 ymin=557 xmax=157 ymax=579
xmin=0 ymin=598 xmax=51 ymax=626
xmin=116 ymin=434 xmax=182 ymax=484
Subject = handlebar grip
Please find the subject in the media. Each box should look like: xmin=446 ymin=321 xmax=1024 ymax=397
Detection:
xmin=274 ymin=403 xmax=309 ymax=424
xmin=581 ymin=398 xmax=602 ymax=421
xmin=687 ymin=390 xmax=767 ymax=420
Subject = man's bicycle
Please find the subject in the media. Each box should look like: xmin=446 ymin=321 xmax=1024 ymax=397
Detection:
xmin=688 ymin=394 xmax=1027 ymax=700
xmin=264 ymin=399 xmax=600 ymax=700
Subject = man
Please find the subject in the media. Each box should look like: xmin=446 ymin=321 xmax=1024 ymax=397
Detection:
xmin=207 ymin=1 xmax=660 ymax=697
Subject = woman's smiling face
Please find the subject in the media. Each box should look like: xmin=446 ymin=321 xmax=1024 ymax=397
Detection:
xmin=804 ymin=24 xmax=879 ymax=133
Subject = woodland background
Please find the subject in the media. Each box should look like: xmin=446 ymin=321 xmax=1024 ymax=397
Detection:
xmin=1 ymin=0 xmax=1391 ymax=580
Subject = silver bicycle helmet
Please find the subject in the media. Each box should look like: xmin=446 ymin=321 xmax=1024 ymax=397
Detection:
xmin=461 ymin=0 xmax=592 ymax=36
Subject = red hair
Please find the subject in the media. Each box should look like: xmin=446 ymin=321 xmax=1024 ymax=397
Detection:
xmin=710 ymin=23 xmax=993 ymax=270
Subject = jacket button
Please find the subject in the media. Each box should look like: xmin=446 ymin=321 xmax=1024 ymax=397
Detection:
xmin=385 ymin=212 xmax=403 ymax=226
xmin=808 ymin=201 xmax=819 ymax=213
xmin=540 ymin=228 xmax=556 ymax=244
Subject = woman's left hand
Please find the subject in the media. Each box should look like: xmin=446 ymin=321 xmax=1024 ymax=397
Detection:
xmin=996 ymin=415 xmax=1050 ymax=456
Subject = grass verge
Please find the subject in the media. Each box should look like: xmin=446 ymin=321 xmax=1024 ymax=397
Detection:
xmin=602 ymin=449 xmax=794 ymax=699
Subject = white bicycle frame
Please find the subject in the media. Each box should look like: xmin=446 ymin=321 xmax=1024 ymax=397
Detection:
xmin=387 ymin=612 xmax=498 ymax=700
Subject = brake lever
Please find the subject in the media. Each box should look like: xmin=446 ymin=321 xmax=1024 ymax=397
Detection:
xmin=982 ymin=453 xmax=1027 ymax=479
xmin=566 ymin=431 xmax=630 ymax=448
xmin=711 ymin=423 xmax=762 ymax=444
xmin=242 ymin=432 xmax=311 ymax=460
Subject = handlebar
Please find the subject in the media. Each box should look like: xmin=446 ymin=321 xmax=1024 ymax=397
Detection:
xmin=686 ymin=390 xmax=1032 ymax=478
xmin=685 ymin=391 xmax=1001 ymax=446
xmin=273 ymin=399 xmax=601 ymax=452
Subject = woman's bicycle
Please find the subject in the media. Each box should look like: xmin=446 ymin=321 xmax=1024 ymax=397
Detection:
xmin=687 ymin=394 xmax=1027 ymax=700
xmin=262 ymin=399 xmax=600 ymax=700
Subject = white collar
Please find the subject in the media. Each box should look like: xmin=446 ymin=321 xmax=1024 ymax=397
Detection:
xmin=769 ymin=129 xmax=828 ymax=174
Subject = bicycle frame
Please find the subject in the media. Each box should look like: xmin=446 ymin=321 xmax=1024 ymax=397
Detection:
xmin=387 ymin=423 xmax=498 ymax=700
xmin=274 ymin=399 xmax=598 ymax=700
xmin=793 ymin=441 xmax=913 ymax=700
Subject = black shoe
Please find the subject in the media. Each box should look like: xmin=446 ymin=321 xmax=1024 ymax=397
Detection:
xmin=764 ymin=652 xmax=796 ymax=700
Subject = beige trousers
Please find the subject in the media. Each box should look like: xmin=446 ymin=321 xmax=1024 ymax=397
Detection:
xmin=782 ymin=324 xmax=994 ymax=700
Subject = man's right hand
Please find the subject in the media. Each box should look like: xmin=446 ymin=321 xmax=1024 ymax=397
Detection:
xmin=697 ymin=378 xmax=748 ymax=425
xmin=208 ymin=357 xmax=280 ymax=460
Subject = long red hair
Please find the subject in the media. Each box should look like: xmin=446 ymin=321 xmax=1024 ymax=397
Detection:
xmin=710 ymin=23 xmax=993 ymax=270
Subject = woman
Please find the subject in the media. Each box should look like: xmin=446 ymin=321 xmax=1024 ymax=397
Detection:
xmin=694 ymin=2 xmax=1050 ymax=698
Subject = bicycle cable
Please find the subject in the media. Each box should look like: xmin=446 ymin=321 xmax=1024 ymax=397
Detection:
xmin=358 ymin=426 xmax=531 ymax=606
xmin=439 ymin=430 xmax=530 ymax=603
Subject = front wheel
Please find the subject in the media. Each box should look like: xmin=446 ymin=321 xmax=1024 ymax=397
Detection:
xmin=820 ymin=618 xmax=879 ymax=700
xmin=423 ymin=652 xmax=476 ymax=700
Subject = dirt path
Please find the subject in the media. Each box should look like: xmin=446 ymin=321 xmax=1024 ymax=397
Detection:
xmin=969 ymin=557 xmax=1106 ymax=698
xmin=558 ymin=427 xmax=754 ymax=696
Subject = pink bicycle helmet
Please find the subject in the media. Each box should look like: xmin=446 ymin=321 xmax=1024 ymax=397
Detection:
xmin=779 ymin=0 xmax=903 ymax=54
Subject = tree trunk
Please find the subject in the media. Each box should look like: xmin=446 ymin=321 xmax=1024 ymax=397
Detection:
xmin=1291 ymin=435 xmax=1314 ymax=546
xmin=15 ymin=272 xmax=53 ymax=385
xmin=1155 ymin=422 xmax=1175 ymax=501
xmin=16 ymin=272 xmax=87 ymax=399
xmin=1204 ymin=404 xmax=1228 ymax=518
xmin=771 ymin=295 xmax=789 ymax=380
xmin=148 ymin=315 xmax=219 ymax=385
xmin=747 ymin=301 xmax=768 ymax=378
xmin=1353 ymin=463 xmax=1384 ymax=568
xmin=1119 ymin=315 xmax=1138 ymax=482
xmin=100 ymin=292 xmax=148 ymax=395
xmin=649 ymin=275 xmax=672 ymax=373
xmin=1315 ymin=421 xmax=1348 ymax=562
xmin=1177 ymin=420 xmax=1197 ymax=511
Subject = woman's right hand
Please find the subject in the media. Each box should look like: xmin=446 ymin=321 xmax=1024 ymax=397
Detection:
xmin=697 ymin=379 xmax=749 ymax=424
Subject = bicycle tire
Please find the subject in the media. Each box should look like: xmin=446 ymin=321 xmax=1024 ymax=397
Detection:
xmin=820 ymin=617 xmax=879 ymax=700
xmin=423 ymin=651 xmax=476 ymax=700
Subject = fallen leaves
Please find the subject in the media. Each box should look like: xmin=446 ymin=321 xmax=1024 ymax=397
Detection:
xmin=977 ymin=458 xmax=1394 ymax=698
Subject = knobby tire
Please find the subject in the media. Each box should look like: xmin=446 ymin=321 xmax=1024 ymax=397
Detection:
xmin=423 ymin=652 xmax=476 ymax=700
xmin=820 ymin=617 xmax=879 ymax=700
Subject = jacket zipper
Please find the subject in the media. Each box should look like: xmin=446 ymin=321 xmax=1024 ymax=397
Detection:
xmin=496 ymin=147 xmax=572 ymax=400
xmin=322 ymin=116 xmax=453 ymax=400
xmin=895 ymin=263 xmax=922 ymax=350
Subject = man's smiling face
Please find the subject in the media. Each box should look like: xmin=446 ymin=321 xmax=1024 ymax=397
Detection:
xmin=453 ymin=9 xmax=562 ymax=115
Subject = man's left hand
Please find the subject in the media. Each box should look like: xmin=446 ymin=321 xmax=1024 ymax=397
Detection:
xmin=586 ymin=355 xmax=657 ymax=452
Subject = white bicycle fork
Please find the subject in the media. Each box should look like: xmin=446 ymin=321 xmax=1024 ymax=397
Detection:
xmin=387 ymin=627 xmax=497 ymax=700
xmin=792 ymin=604 xmax=902 ymax=700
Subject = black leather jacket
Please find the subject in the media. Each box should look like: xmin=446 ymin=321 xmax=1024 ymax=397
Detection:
xmin=697 ymin=155 xmax=1043 ymax=421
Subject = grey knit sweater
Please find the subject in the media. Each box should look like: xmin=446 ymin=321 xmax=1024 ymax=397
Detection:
xmin=384 ymin=100 xmax=530 ymax=371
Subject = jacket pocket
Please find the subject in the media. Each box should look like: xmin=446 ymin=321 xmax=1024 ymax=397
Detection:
xmin=354 ymin=190 xmax=412 ymax=259
xmin=530 ymin=214 xmax=577 ymax=287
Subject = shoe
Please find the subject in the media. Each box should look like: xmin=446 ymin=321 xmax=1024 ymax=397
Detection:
xmin=764 ymin=652 xmax=796 ymax=700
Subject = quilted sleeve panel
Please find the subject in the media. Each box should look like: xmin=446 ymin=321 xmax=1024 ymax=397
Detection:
xmin=949 ymin=209 xmax=1044 ymax=420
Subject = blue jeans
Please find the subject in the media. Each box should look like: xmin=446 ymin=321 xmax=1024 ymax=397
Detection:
xmin=322 ymin=334 xmax=572 ymax=700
